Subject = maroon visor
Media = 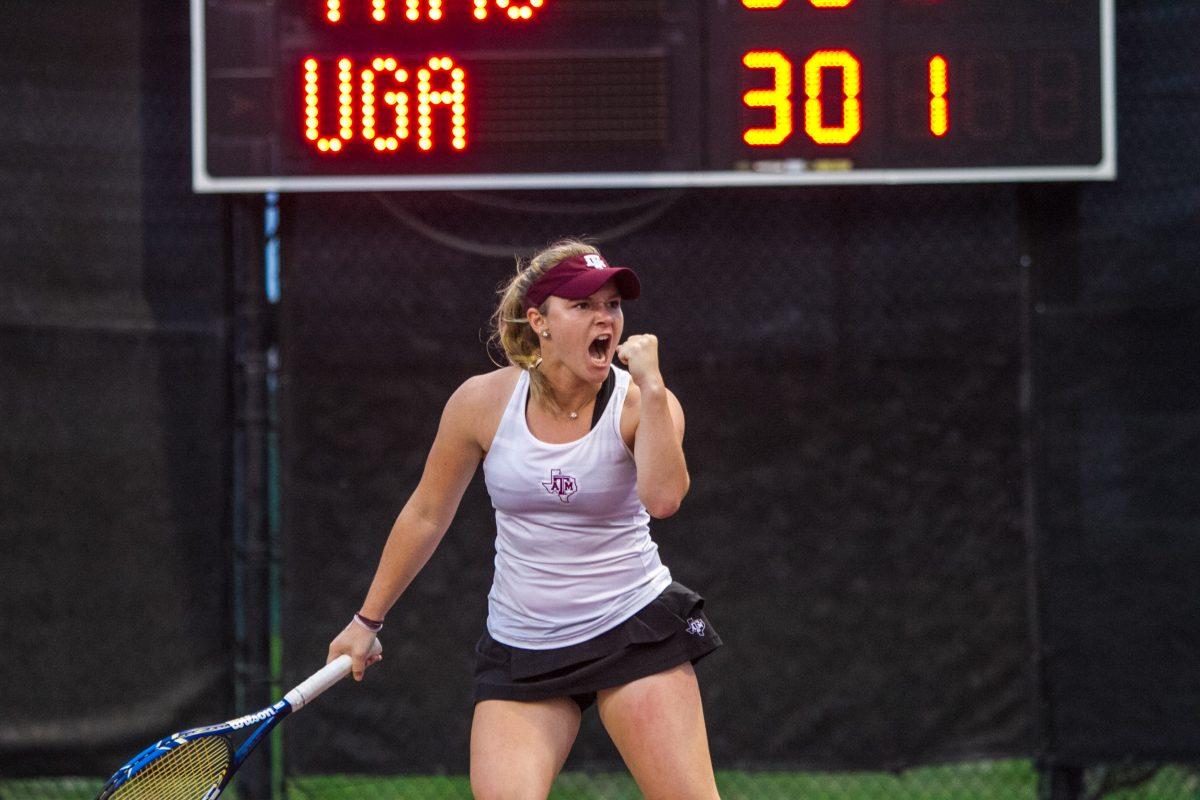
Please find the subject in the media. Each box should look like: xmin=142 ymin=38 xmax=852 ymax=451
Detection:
xmin=524 ymin=254 xmax=641 ymax=310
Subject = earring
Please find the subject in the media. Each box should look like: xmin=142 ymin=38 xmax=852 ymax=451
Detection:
xmin=541 ymin=330 xmax=551 ymax=339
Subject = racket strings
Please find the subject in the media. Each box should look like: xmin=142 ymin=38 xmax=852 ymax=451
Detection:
xmin=109 ymin=736 xmax=232 ymax=800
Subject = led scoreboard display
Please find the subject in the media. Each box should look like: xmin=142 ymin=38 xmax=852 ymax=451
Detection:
xmin=191 ymin=0 xmax=1115 ymax=191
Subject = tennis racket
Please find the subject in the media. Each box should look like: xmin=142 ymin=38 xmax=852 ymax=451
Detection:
xmin=96 ymin=639 xmax=381 ymax=800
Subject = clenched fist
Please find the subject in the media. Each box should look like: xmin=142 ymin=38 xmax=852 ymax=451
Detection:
xmin=615 ymin=334 xmax=664 ymax=390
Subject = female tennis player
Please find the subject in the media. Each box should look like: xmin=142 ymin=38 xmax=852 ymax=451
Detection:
xmin=327 ymin=240 xmax=723 ymax=800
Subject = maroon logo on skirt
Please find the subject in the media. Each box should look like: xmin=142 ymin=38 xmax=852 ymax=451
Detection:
xmin=686 ymin=617 xmax=706 ymax=637
xmin=541 ymin=468 xmax=578 ymax=503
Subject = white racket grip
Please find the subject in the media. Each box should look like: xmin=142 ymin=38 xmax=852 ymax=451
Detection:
xmin=284 ymin=639 xmax=382 ymax=711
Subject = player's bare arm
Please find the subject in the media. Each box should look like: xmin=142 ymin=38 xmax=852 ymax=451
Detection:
xmin=328 ymin=375 xmax=488 ymax=677
xmin=618 ymin=333 xmax=689 ymax=518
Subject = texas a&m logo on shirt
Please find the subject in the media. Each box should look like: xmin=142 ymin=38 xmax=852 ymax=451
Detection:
xmin=541 ymin=468 xmax=578 ymax=503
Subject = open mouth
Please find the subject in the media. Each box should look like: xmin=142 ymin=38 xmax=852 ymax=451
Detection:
xmin=588 ymin=333 xmax=613 ymax=365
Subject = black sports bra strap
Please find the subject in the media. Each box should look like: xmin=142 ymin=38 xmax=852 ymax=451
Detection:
xmin=526 ymin=368 xmax=617 ymax=431
xmin=590 ymin=369 xmax=617 ymax=429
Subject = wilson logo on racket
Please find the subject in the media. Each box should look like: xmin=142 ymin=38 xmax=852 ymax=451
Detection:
xmin=541 ymin=468 xmax=578 ymax=503
xmin=228 ymin=707 xmax=276 ymax=730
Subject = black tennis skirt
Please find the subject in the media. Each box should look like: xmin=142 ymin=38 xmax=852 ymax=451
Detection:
xmin=473 ymin=581 xmax=722 ymax=711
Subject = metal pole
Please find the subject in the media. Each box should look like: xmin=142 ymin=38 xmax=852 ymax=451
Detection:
xmin=264 ymin=191 xmax=285 ymax=800
xmin=1018 ymin=185 xmax=1084 ymax=800
xmin=231 ymin=194 xmax=276 ymax=800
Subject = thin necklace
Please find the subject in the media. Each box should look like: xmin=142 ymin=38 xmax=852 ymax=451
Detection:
xmin=563 ymin=393 xmax=596 ymax=420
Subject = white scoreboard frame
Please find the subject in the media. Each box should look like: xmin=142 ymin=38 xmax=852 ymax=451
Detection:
xmin=190 ymin=0 xmax=1116 ymax=193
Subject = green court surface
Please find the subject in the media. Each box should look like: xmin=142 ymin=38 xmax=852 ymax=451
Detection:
xmin=287 ymin=761 xmax=1036 ymax=799
xmin=3 ymin=762 xmax=1197 ymax=799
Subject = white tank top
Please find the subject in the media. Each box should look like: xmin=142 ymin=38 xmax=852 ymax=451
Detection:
xmin=481 ymin=367 xmax=673 ymax=649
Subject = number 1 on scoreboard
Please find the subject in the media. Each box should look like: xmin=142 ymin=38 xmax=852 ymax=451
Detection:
xmin=929 ymin=55 xmax=949 ymax=137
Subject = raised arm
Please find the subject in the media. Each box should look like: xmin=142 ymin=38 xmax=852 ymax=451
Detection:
xmin=618 ymin=334 xmax=690 ymax=519
xmin=327 ymin=378 xmax=485 ymax=679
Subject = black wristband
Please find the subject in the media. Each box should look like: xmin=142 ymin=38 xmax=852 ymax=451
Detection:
xmin=353 ymin=612 xmax=384 ymax=632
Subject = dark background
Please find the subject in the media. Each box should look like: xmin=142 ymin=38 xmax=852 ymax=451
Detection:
xmin=1 ymin=0 xmax=1197 ymax=786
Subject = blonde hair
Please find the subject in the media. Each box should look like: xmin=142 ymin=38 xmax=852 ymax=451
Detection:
xmin=488 ymin=239 xmax=602 ymax=412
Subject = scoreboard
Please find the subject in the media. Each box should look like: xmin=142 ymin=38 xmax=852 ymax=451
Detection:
xmin=191 ymin=0 xmax=1115 ymax=191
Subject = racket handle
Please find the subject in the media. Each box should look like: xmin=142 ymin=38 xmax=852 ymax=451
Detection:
xmin=284 ymin=639 xmax=383 ymax=711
